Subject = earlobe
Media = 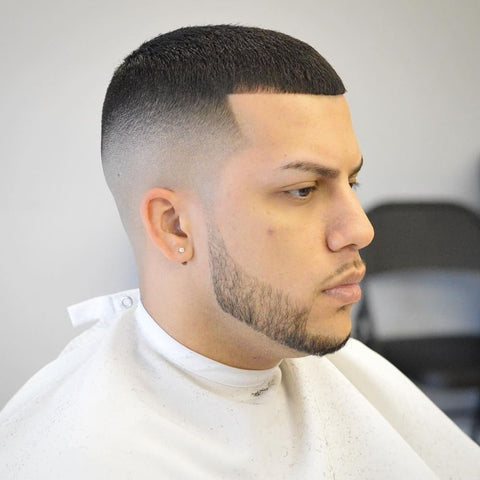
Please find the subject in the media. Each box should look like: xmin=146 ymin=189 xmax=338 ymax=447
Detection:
xmin=141 ymin=188 xmax=193 ymax=263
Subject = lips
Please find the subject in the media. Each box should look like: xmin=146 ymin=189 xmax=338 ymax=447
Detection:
xmin=321 ymin=269 xmax=366 ymax=304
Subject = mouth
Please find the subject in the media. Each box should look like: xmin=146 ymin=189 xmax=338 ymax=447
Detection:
xmin=321 ymin=269 xmax=366 ymax=305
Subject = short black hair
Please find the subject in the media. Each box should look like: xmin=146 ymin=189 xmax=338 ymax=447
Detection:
xmin=102 ymin=24 xmax=345 ymax=153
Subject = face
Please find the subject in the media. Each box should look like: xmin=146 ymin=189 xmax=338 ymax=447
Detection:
xmin=206 ymin=93 xmax=374 ymax=357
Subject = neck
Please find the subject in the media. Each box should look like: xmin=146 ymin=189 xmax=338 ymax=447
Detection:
xmin=139 ymin=275 xmax=302 ymax=370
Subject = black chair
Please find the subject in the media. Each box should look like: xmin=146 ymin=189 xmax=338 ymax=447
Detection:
xmin=355 ymin=202 xmax=480 ymax=439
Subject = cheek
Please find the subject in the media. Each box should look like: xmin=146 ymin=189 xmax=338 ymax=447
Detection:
xmin=218 ymin=200 xmax=327 ymax=288
xmin=258 ymin=223 xmax=322 ymax=285
xmin=258 ymin=219 xmax=334 ymax=297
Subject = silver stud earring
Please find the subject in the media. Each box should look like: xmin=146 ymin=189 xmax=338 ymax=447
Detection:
xmin=178 ymin=247 xmax=185 ymax=253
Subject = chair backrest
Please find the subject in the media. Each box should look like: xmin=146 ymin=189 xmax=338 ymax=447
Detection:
xmin=355 ymin=202 xmax=480 ymax=341
xmin=362 ymin=202 xmax=480 ymax=274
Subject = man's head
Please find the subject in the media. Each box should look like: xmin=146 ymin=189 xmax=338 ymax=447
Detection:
xmin=101 ymin=25 xmax=374 ymax=367
xmin=101 ymin=25 xmax=345 ymax=237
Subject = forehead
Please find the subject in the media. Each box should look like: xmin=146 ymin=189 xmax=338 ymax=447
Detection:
xmin=227 ymin=93 xmax=360 ymax=164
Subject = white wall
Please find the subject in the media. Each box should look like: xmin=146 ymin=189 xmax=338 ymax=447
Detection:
xmin=1 ymin=0 xmax=479 ymax=407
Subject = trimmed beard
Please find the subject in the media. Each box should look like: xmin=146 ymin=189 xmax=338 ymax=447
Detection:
xmin=207 ymin=226 xmax=350 ymax=357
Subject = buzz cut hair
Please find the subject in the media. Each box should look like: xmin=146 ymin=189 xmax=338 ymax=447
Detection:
xmin=101 ymin=25 xmax=346 ymax=241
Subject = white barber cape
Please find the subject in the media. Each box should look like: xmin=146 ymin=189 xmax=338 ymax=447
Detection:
xmin=0 ymin=290 xmax=478 ymax=479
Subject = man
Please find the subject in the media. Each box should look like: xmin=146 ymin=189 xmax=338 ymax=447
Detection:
xmin=0 ymin=25 xmax=478 ymax=479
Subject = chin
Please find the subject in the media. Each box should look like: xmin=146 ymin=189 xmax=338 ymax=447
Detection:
xmin=294 ymin=311 xmax=352 ymax=357
xmin=308 ymin=307 xmax=352 ymax=337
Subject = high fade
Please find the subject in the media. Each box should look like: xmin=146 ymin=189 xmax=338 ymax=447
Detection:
xmin=101 ymin=25 xmax=346 ymax=245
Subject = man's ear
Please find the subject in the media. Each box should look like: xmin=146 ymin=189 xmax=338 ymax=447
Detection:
xmin=140 ymin=188 xmax=193 ymax=263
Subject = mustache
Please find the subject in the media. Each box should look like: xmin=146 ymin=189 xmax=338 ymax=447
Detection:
xmin=320 ymin=258 xmax=366 ymax=287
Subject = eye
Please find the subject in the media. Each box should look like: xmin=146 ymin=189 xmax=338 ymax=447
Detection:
xmin=286 ymin=186 xmax=317 ymax=199
xmin=349 ymin=181 xmax=360 ymax=190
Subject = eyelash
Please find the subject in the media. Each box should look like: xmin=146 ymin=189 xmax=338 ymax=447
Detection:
xmin=288 ymin=186 xmax=317 ymax=198
xmin=287 ymin=181 xmax=360 ymax=199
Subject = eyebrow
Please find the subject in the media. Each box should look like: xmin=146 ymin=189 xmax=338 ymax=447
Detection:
xmin=279 ymin=156 xmax=363 ymax=178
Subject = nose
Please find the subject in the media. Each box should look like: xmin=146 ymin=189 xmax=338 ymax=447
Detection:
xmin=326 ymin=188 xmax=374 ymax=252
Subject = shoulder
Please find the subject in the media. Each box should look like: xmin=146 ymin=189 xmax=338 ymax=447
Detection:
xmin=309 ymin=339 xmax=480 ymax=478
xmin=0 ymin=308 xmax=143 ymax=475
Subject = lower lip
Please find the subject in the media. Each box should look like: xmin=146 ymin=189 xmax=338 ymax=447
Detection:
xmin=322 ymin=284 xmax=362 ymax=304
